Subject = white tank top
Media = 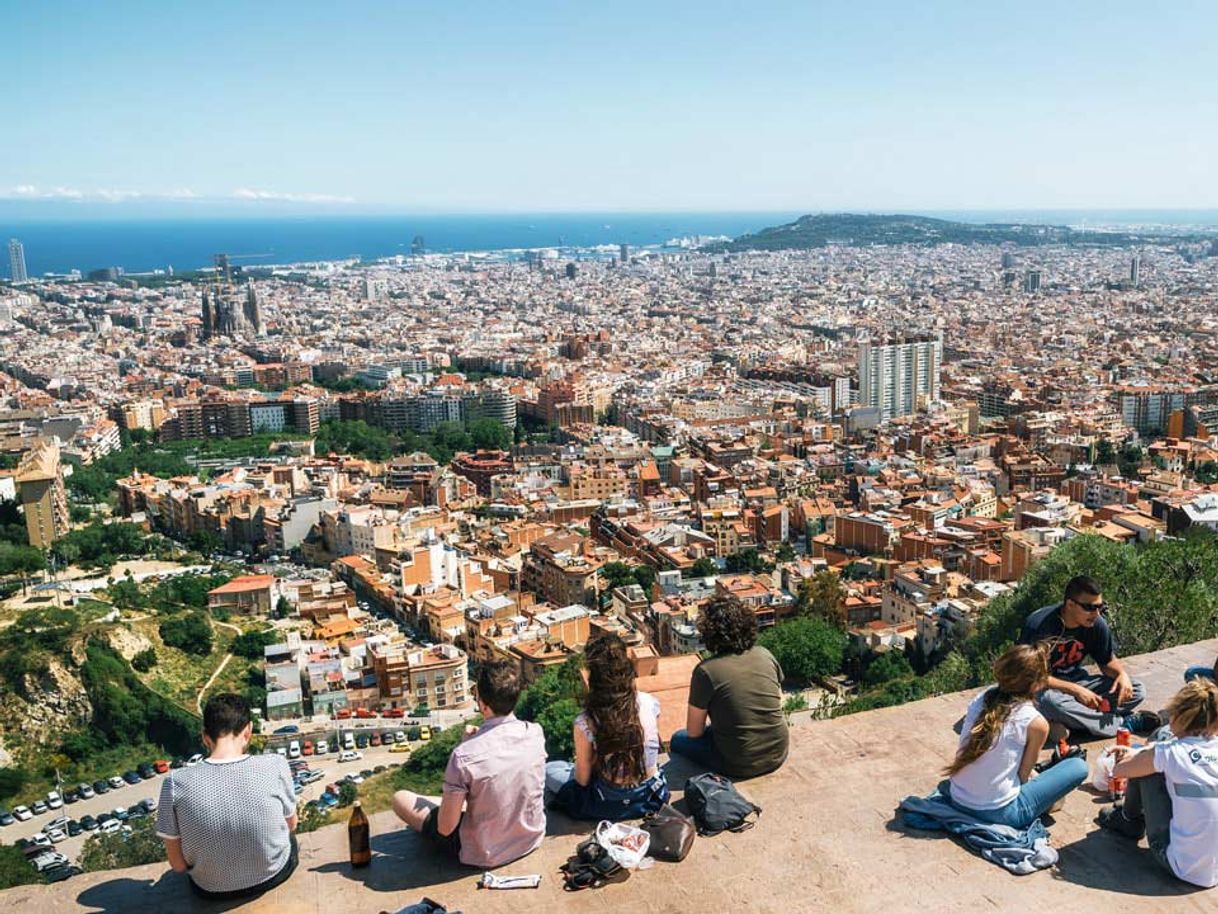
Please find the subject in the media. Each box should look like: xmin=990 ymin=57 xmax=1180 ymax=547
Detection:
xmin=949 ymin=687 xmax=1041 ymax=811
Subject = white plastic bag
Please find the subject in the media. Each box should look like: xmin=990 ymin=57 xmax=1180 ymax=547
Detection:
xmin=1091 ymin=746 xmax=1118 ymax=793
xmin=595 ymin=820 xmax=651 ymax=869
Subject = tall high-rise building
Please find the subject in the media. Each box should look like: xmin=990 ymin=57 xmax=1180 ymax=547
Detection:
xmin=1001 ymin=251 xmax=1016 ymax=269
xmin=619 ymin=243 xmax=629 ymax=264
xmin=15 ymin=439 xmax=70 ymax=548
xmin=858 ymin=334 xmax=942 ymax=423
xmin=1130 ymin=254 xmax=1141 ymax=287
xmin=1023 ymin=269 xmax=1041 ymax=293
xmin=8 ymin=238 xmax=27 ymax=283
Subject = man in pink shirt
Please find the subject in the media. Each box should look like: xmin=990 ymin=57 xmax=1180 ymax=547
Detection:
xmin=392 ymin=660 xmax=547 ymax=868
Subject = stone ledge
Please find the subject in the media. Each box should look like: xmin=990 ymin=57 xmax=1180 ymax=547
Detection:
xmin=4 ymin=637 xmax=1216 ymax=913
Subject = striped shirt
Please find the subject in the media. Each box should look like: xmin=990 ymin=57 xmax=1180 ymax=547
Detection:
xmin=155 ymin=754 xmax=296 ymax=894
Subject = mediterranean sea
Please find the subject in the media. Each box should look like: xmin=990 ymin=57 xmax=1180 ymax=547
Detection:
xmin=4 ymin=209 xmax=1217 ymax=279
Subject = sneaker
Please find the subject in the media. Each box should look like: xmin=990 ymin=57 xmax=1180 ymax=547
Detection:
xmin=1098 ymin=804 xmax=1145 ymax=840
xmin=1122 ymin=710 xmax=1162 ymax=735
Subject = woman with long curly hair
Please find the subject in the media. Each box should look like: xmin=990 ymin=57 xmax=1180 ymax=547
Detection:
xmin=545 ymin=633 xmax=669 ymax=820
xmin=944 ymin=643 xmax=1087 ymax=827
xmin=669 ymin=594 xmax=789 ymax=779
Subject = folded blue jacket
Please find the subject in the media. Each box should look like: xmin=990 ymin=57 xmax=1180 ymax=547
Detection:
xmin=898 ymin=791 xmax=1059 ymax=875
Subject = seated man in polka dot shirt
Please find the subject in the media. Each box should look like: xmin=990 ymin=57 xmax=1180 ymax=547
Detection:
xmin=156 ymin=693 xmax=299 ymax=900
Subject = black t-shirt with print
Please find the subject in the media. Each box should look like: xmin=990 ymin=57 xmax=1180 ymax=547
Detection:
xmin=1019 ymin=602 xmax=1115 ymax=679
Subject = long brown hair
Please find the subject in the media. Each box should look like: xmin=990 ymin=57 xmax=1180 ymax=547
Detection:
xmin=1165 ymin=679 xmax=1218 ymax=738
xmin=944 ymin=644 xmax=1048 ymax=777
xmin=583 ymin=633 xmax=645 ymax=783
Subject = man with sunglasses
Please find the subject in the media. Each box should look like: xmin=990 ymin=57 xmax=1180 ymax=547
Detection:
xmin=1019 ymin=574 xmax=1160 ymax=739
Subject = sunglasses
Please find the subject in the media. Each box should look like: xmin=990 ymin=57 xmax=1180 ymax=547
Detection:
xmin=1071 ymin=598 xmax=1107 ymax=614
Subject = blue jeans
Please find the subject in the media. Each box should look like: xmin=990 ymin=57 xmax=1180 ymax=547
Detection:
xmin=669 ymin=727 xmax=728 ymax=773
xmin=946 ymin=755 xmax=1088 ymax=829
xmin=544 ymin=760 xmax=669 ymax=821
xmin=1184 ymin=665 xmax=1215 ymax=683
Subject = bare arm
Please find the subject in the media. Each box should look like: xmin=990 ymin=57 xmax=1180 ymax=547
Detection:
xmin=1100 ymin=657 xmax=1135 ymax=705
xmin=436 ymin=790 xmax=464 ymax=837
xmin=685 ymin=705 xmax=709 ymax=739
xmin=573 ymin=724 xmax=594 ymax=787
xmin=1113 ymin=745 xmax=1157 ymax=780
xmin=285 ymin=813 xmax=298 ymax=833
xmin=163 ymin=837 xmax=189 ymax=874
xmin=1046 ymin=675 xmax=1102 ymax=709
xmin=1019 ymin=716 xmax=1050 ymax=783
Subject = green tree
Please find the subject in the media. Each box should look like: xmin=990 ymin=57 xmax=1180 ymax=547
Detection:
xmin=338 ymin=780 xmax=358 ymax=806
xmin=79 ymin=816 xmax=167 ymax=872
xmin=131 ymin=648 xmax=158 ymax=672
xmin=468 ymin=418 xmax=511 ymax=451
xmin=1094 ymin=438 xmax=1117 ymax=467
xmin=862 ymin=651 xmax=914 ymax=688
xmin=724 ymin=548 xmax=773 ymax=575
xmin=1196 ymin=461 xmax=1218 ymax=485
xmin=297 ymin=802 xmax=331 ymax=834
xmin=758 ymin=616 xmax=847 ymax=685
xmin=794 ymin=571 xmax=846 ymax=626
xmin=275 ymin=595 xmax=293 ymax=619
xmin=159 ymin=611 xmax=214 ymax=656
xmin=230 ymin=629 xmax=277 ymax=659
xmin=0 ymin=844 xmax=41 ymax=889
xmin=773 ymin=542 xmax=796 ymax=563
xmin=517 ymin=655 xmax=585 ymax=760
xmin=686 ymin=557 xmax=718 ymax=579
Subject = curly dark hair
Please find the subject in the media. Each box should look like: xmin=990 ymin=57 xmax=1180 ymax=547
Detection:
xmin=583 ymin=633 xmax=645 ymax=784
xmin=697 ymin=594 xmax=757 ymax=656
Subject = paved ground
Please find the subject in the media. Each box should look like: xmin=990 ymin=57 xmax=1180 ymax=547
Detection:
xmin=4 ymin=637 xmax=1216 ymax=913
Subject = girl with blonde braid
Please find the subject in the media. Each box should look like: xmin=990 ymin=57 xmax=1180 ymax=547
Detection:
xmin=1100 ymin=678 xmax=1218 ymax=888
xmin=944 ymin=644 xmax=1088 ymax=827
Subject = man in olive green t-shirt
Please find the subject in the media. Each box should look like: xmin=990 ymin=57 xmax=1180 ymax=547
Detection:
xmin=671 ymin=594 xmax=790 ymax=779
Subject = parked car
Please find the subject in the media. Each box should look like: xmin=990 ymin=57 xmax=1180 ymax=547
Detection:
xmin=373 ymin=764 xmax=387 ymax=773
xmin=187 ymin=753 xmax=203 ymax=766
xmin=302 ymin=741 xmax=314 ymax=757
xmin=275 ymin=747 xmax=288 ymax=758
xmin=30 ymin=833 xmax=51 ymax=847
xmin=355 ymin=708 xmax=374 ymax=719
xmin=93 ymin=780 xmax=110 ymax=795
xmin=288 ymin=741 xmax=301 ymax=760
xmin=80 ymin=815 xmax=98 ymax=831
xmin=127 ymin=806 xmax=148 ymax=820
xmin=299 ymin=770 xmax=324 ymax=785
xmin=66 ymin=820 xmax=82 ymax=837
xmin=100 ymin=819 xmax=121 ymax=834
xmin=96 ymin=813 xmax=114 ymax=826
xmin=111 ymin=807 xmax=129 ymax=821
xmin=383 ymin=708 xmax=404 ymax=719
xmin=11 ymin=806 xmax=30 ymax=822
xmin=171 ymin=757 xmax=186 ymax=770
xmin=315 ymin=739 xmax=329 ymax=755
xmin=45 ymin=829 xmax=67 ymax=844
xmin=30 ymin=852 xmax=69 ymax=873
xmin=154 ymin=760 xmax=170 ymax=774
xmin=273 ymin=724 xmax=300 ymax=735
xmin=122 ymin=771 xmax=142 ymax=785
xmin=369 ymin=733 xmax=381 ymax=747
xmin=45 ymin=791 xmax=63 ymax=809
xmin=0 ymin=808 xmax=13 ymax=826
xmin=338 ymin=750 xmax=362 ymax=763
xmin=342 ymin=732 xmax=355 ymax=751
xmin=419 ymin=726 xmax=431 ymax=742
xmin=406 ymin=727 xmax=421 ymax=742
xmin=46 ymin=816 xmax=70 ymax=832
xmin=319 ymin=792 xmax=339 ymax=808
xmin=355 ymin=735 xmax=369 ymax=749
xmin=344 ymin=773 xmax=364 ymax=784
xmin=389 ymin=743 xmax=410 ymax=754
xmin=333 ymin=709 xmax=352 ymax=720
xmin=78 ymin=783 xmax=96 ymax=799
xmin=32 ymin=801 xmax=48 ymax=815
xmin=42 ymin=864 xmax=81 ymax=884
xmin=137 ymin=763 xmax=155 ymax=780
xmin=62 ymin=790 xmax=80 ymax=805
xmin=393 ymin=731 xmax=406 ymax=744
xmin=141 ymin=797 xmax=158 ymax=812
xmin=108 ymin=776 xmax=125 ymax=789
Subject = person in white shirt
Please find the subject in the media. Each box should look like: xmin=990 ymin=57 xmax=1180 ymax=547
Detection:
xmin=1101 ymin=678 xmax=1218 ymax=888
xmin=945 ymin=644 xmax=1088 ymax=828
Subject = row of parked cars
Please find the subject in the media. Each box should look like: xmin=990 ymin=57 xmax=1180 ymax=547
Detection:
xmin=0 ymin=756 xmax=196 ymax=828
xmin=277 ymin=726 xmax=433 ymax=761
xmin=301 ymin=761 xmax=397 ymax=814
xmin=15 ymin=798 xmax=159 ymax=883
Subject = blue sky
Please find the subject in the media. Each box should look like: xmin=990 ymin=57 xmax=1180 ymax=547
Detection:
xmin=5 ymin=0 xmax=1216 ymax=214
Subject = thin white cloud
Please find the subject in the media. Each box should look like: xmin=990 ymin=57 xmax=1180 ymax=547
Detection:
xmin=232 ymin=188 xmax=355 ymax=204
xmin=1 ymin=185 xmax=353 ymax=204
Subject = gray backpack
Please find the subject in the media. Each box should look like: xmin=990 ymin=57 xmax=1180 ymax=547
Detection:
xmin=683 ymin=773 xmax=761 ymax=836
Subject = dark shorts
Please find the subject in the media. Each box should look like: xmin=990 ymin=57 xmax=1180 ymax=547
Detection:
xmin=421 ymin=807 xmax=462 ymax=858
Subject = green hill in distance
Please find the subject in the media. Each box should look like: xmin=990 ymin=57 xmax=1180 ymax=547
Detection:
xmin=711 ymin=212 xmax=1210 ymax=252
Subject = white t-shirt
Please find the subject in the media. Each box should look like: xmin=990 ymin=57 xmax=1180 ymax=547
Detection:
xmin=1153 ymin=734 xmax=1218 ymax=888
xmin=949 ymin=687 xmax=1042 ymax=811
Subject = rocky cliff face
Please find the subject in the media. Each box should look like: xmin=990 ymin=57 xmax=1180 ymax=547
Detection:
xmin=0 ymin=639 xmax=94 ymax=765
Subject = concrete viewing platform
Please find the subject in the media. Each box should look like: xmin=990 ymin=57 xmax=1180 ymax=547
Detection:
xmin=4 ymin=638 xmax=1216 ymax=913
